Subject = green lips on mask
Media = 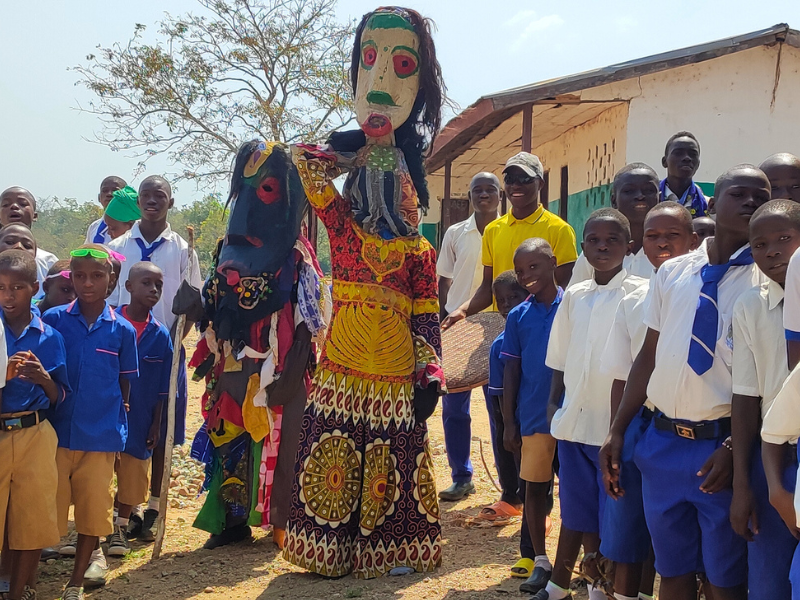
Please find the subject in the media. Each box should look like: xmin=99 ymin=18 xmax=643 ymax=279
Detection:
xmin=366 ymin=90 xmax=397 ymax=106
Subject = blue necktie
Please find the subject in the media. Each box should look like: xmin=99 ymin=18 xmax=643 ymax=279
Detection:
xmin=687 ymin=247 xmax=754 ymax=375
xmin=135 ymin=237 xmax=166 ymax=262
xmin=93 ymin=221 xmax=107 ymax=244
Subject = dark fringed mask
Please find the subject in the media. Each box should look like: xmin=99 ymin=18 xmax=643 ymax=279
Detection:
xmin=203 ymin=141 xmax=307 ymax=342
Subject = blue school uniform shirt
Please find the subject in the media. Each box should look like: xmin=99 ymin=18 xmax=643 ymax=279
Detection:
xmin=501 ymin=289 xmax=563 ymax=436
xmin=120 ymin=307 xmax=173 ymax=460
xmin=488 ymin=332 xmax=505 ymax=397
xmin=2 ymin=313 xmax=70 ymax=413
xmin=42 ymin=300 xmax=139 ymax=452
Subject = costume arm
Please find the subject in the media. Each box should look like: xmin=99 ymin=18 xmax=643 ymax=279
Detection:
xmin=411 ymin=245 xmax=445 ymax=394
xmin=291 ymin=144 xmax=352 ymax=236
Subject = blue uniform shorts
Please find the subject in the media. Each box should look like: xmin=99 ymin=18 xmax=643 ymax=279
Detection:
xmin=557 ymin=440 xmax=605 ymax=534
xmin=634 ymin=421 xmax=747 ymax=587
xmin=749 ymin=443 xmax=798 ymax=600
xmin=600 ymin=409 xmax=652 ymax=564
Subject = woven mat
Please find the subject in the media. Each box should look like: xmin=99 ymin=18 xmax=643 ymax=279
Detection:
xmin=442 ymin=312 xmax=505 ymax=393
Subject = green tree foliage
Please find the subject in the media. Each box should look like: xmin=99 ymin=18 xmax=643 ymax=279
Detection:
xmin=34 ymin=196 xmax=228 ymax=279
xmin=71 ymin=0 xmax=355 ymax=189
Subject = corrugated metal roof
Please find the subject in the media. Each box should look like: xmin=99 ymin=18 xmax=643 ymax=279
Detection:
xmin=428 ymin=24 xmax=797 ymax=173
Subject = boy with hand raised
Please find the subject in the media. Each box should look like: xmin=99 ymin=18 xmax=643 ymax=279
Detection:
xmin=731 ymin=199 xmax=800 ymax=600
xmin=536 ymin=209 xmax=647 ymax=600
xmin=502 ymin=239 xmax=563 ymax=595
xmin=107 ymin=262 xmax=172 ymax=557
xmin=660 ymin=131 xmax=708 ymax=218
xmin=600 ymin=201 xmax=698 ymax=600
xmin=43 ymin=244 xmax=138 ymax=599
xmin=601 ymin=165 xmax=770 ymax=600
xmin=0 ymin=250 xmax=69 ymax=600
xmin=569 ymin=163 xmax=661 ymax=285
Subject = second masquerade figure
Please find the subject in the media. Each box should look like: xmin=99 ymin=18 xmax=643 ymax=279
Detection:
xmin=284 ymin=6 xmax=447 ymax=578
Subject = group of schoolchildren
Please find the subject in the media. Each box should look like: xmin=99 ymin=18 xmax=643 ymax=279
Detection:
xmin=439 ymin=133 xmax=800 ymax=600
xmin=0 ymin=175 xmax=200 ymax=600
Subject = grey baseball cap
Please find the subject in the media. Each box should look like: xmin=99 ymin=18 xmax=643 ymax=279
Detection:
xmin=503 ymin=152 xmax=544 ymax=179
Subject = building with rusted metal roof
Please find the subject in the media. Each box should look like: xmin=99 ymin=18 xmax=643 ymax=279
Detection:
xmin=422 ymin=24 xmax=800 ymax=244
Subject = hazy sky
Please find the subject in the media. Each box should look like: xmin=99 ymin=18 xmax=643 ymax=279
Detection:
xmin=3 ymin=0 xmax=800 ymax=205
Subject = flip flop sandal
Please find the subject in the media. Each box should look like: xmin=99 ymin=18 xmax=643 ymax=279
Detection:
xmin=478 ymin=500 xmax=522 ymax=522
xmin=510 ymin=557 xmax=534 ymax=579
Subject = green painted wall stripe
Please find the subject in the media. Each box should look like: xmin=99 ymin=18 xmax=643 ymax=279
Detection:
xmin=549 ymin=180 xmax=715 ymax=243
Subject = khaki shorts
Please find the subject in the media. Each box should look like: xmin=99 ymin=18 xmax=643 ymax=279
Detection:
xmin=116 ymin=453 xmax=152 ymax=507
xmin=56 ymin=448 xmax=115 ymax=537
xmin=0 ymin=419 xmax=60 ymax=550
xmin=520 ymin=433 xmax=557 ymax=483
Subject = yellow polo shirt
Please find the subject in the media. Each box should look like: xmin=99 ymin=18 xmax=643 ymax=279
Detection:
xmin=482 ymin=205 xmax=578 ymax=283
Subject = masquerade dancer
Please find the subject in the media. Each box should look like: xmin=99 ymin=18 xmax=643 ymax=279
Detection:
xmin=191 ymin=142 xmax=329 ymax=550
xmin=284 ymin=6 xmax=446 ymax=579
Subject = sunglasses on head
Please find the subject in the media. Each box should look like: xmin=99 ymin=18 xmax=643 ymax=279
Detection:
xmin=504 ymin=173 xmax=537 ymax=186
xmin=70 ymin=248 xmax=109 ymax=260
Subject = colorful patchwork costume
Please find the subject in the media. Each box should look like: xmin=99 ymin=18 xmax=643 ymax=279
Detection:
xmin=191 ymin=142 xmax=330 ymax=548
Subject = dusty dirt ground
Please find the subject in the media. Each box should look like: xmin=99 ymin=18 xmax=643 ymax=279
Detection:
xmin=35 ymin=359 xmax=592 ymax=600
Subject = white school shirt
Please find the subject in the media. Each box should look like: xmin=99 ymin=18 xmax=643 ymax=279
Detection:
xmin=85 ymin=218 xmax=112 ymax=245
xmin=784 ymin=248 xmax=800 ymax=338
xmin=567 ymin=248 xmax=653 ymax=289
xmin=600 ymin=277 xmax=658 ymax=413
xmin=732 ymin=280 xmax=789 ymax=420
xmin=34 ymin=248 xmax=58 ymax=301
xmin=107 ymin=222 xmax=202 ymax=331
xmin=644 ymin=240 xmax=766 ymax=422
xmin=0 ymin=324 xmax=7 ymax=388
xmin=761 ymin=339 xmax=800 ymax=527
xmin=436 ymin=214 xmax=485 ymax=315
xmin=546 ymin=269 xmax=647 ymax=446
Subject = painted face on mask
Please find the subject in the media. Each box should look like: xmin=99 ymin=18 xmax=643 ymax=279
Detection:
xmin=205 ymin=141 xmax=307 ymax=341
xmin=217 ymin=142 xmax=306 ymax=284
xmin=354 ymin=10 xmax=420 ymax=139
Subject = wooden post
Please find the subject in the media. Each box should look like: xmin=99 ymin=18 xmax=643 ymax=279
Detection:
xmin=308 ymin=208 xmax=319 ymax=252
xmin=521 ymin=103 xmax=533 ymax=153
xmin=152 ymin=226 xmax=195 ymax=561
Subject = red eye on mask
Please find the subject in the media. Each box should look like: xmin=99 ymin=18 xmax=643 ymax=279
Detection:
xmin=362 ymin=45 xmax=377 ymax=68
xmin=257 ymin=177 xmax=281 ymax=205
xmin=393 ymin=53 xmax=418 ymax=78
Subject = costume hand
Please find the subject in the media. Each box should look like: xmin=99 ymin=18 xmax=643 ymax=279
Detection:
xmin=502 ymin=423 xmax=521 ymax=454
xmin=15 ymin=352 xmax=51 ymax=387
xmin=697 ymin=445 xmax=733 ymax=494
xmin=600 ymin=432 xmax=625 ymax=499
xmin=267 ymin=324 xmax=312 ymax=408
xmin=413 ymin=385 xmax=438 ymax=423
xmin=770 ymin=488 xmax=800 ymax=539
xmin=441 ymin=309 xmax=466 ymax=331
xmin=730 ymin=485 xmax=758 ymax=541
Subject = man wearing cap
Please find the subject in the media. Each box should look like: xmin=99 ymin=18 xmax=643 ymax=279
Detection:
xmin=443 ymin=152 xmax=577 ymax=328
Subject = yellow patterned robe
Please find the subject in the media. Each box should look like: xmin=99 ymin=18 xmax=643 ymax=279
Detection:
xmin=283 ymin=144 xmax=444 ymax=578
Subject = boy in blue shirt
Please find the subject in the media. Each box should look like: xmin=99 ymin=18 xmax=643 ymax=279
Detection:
xmin=501 ymin=239 xmax=562 ymax=595
xmin=487 ymin=270 xmax=533 ymax=578
xmin=0 ymin=250 xmax=69 ymax=600
xmin=107 ymin=262 xmax=173 ymax=557
xmin=43 ymin=244 xmax=138 ymax=600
